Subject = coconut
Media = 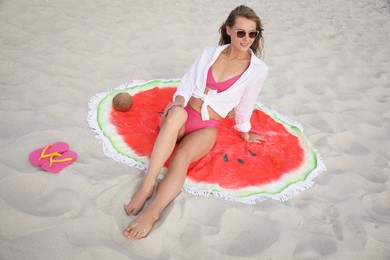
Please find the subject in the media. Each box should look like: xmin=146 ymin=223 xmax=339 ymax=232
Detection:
xmin=112 ymin=92 xmax=133 ymax=112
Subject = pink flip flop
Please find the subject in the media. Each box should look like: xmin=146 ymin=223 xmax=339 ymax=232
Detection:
xmin=29 ymin=142 xmax=69 ymax=166
xmin=40 ymin=150 xmax=78 ymax=173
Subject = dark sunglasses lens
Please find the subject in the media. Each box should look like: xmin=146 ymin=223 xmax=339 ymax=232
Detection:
xmin=236 ymin=31 xmax=246 ymax=38
xmin=249 ymin=31 xmax=258 ymax=39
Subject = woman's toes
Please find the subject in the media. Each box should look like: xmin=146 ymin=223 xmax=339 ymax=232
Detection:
xmin=135 ymin=232 xmax=142 ymax=239
xmin=124 ymin=205 xmax=133 ymax=215
xmin=130 ymin=229 xmax=139 ymax=239
xmin=123 ymin=229 xmax=130 ymax=237
xmin=124 ymin=203 xmax=140 ymax=215
xmin=137 ymin=229 xmax=147 ymax=239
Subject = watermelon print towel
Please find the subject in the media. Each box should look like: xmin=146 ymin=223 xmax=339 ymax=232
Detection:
xmin=88 ymin=79 xmax=326 ymax=204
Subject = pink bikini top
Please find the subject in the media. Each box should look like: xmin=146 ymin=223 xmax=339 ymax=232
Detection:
xmin=206 ymin=66 xmax=244 ymax=93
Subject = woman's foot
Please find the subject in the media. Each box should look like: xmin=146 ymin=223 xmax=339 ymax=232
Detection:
xmin=123 ymin=206 xmax=160 ymax=239
xmin=124 ymin=180 xmax=155 ymax=215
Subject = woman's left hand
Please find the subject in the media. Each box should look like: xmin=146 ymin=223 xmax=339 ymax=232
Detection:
xmin=240 ymin=132 xmax=267 ymax=143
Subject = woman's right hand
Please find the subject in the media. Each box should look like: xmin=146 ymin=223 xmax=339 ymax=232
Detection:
xmin=163 ymin=96 xmax=185 ymax=116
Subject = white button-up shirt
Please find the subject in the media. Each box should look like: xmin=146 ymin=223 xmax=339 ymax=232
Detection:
xmin=173 ymin=44 xmax=268 ymax=132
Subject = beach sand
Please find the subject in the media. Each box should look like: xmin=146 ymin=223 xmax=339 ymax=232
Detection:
xmin=1 ymin=0 xmax=389 ymax=259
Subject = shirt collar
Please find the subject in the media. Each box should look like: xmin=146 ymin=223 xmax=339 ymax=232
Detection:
xmin=216 ymin=44 xmax=262 ymax=65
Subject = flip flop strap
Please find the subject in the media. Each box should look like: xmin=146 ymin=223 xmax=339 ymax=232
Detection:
xmin=49 ymin=156 xmax=74 ymax=167
xmin=39 ymin=144 xmax=62 ymax=160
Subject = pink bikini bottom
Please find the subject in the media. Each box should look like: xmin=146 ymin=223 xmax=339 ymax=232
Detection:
xmin=184 ymin=106 xmax=220 ymax=135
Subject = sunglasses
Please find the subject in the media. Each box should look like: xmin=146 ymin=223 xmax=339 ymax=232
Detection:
xmin=234 ymin=30 xmax=260 ymax=39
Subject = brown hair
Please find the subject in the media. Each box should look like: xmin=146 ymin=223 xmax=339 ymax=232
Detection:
xmin=219 ymin=5 xmax=264 ymax=58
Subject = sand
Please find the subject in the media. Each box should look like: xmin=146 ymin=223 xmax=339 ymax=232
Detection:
xmin=1 ymin=0 xmax=389 ymax=259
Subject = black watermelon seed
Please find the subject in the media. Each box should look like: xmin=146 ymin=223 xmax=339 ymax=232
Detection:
xmin=237 ymin=158 xmax=244 ymax=164
xmin=248 ymin=150 xmax=257 ymax=156
xmin=223 ymin=154 xmax=229 ymax=162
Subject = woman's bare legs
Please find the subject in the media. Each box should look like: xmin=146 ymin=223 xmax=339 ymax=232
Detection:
xmin=123 ymin=127 xmax=217 ymax=239
xmin=124 ymin=106 xmax=187 ymax=215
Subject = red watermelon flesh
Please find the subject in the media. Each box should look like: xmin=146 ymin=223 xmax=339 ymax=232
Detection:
xmin=110 ymin=86 xmax=304 ymax=190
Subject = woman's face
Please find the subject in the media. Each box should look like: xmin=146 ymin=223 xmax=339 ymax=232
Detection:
xmin=227 ymin=16 xmax=257 ymax=52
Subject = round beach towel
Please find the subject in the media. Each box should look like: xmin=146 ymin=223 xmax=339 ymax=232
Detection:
xmin=88 ymin=79 xmax=325 ymax=204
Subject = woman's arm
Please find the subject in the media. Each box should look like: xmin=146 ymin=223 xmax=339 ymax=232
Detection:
xmin=172 ymin=49 xmax=206 ymax=107
xmin=234 ymin=66 xmax=268 ymax=142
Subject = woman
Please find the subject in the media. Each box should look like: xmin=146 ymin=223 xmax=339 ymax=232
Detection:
xmin=123 ymin=5 xmax=268 ymax=239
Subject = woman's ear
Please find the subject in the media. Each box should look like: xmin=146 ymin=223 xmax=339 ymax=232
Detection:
xmin=226 ymin=26 xmax=232 ymax=36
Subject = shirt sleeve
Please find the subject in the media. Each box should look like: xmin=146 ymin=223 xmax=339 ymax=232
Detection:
xmin=234 ymin=67 xmax=268 ymax=132
xmin=173 ymin=50 xmax=204 ymax=106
